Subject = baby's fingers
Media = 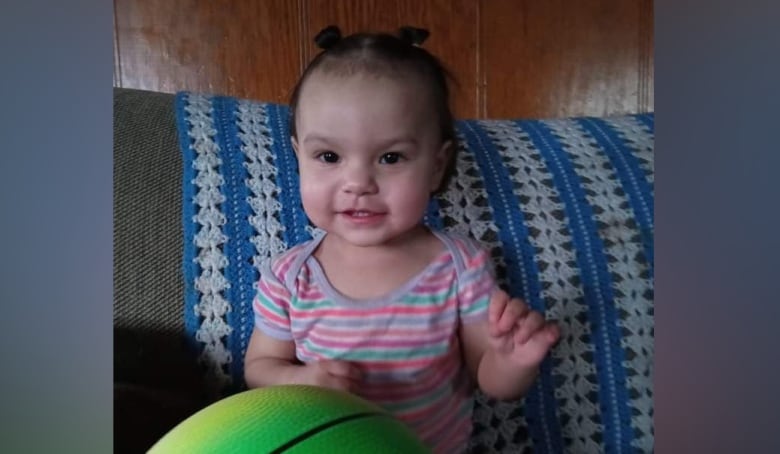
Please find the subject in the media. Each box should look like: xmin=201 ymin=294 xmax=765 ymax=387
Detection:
xmin=524 ymin=322 xmax=560 ymax=347
xmin=488 ymin=289 xmax=510 ymax=326
xmin=321 ymin=374 xmax=359 ymax=393
xmin=497 ymin=299 xmax=529 ymax=335
xmin=321 ymin=360 xmax=363 ymax=380
xmin=513 ymin=311 xmax=545 ymax=345
xmin=543 ymin=323 xmax=561 ymax=345
xmin=489 ymin=290 xmax=531 ymax=336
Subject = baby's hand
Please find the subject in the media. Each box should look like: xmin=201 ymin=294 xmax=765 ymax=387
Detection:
xmin=487 ymin=289 xmax=560 ymax=368
xmin=292 ymin=360 xmax=363 ymax=393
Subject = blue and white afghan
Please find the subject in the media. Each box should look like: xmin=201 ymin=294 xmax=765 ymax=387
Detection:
xmin=176 ymin=91 xmax=654 ymax=454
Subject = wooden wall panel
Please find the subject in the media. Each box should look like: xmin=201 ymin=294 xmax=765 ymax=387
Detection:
xmin=113 ymin=0 xmax=653 ymax=119
xmin=304 ymin=0 xmax=478 ymax=119
xmin=480 ymin=0 xmax=653 ymax=118
xmin=113 ymin=11 xmax=121 ymax=88
xmin=114 ymin=0 xmax=301 ymax=103
xmin=640 ymin=0 xmax=654 ymax=113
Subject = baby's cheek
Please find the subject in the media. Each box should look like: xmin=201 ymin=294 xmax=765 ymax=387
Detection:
xmin=299 ymin=170 xmax=324 ymax=195
xmin=299 ymin=180 xmax=332 ymax=221
xmin=299 ymin=164 xmax=332 ymax=189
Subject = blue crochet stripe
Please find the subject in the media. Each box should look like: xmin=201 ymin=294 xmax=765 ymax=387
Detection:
xmin=577 ymin=117 xmax=654 ymax=275
xmin=636 ymin=113 xmax=654 ymax=133
xmin=458 ymin=120 xmax=563 ymax=454
xmin=521 ymin=119 xmax=634 ymax=454
xmin=176 ymin=92 xmax=207 ymax=354
xmin=265 ymin=104 xmax=312 ymax=247
xmin=424 ymin=197 xmax=444 ymax=230
xmin=211 ymin=97 xmax=260 ymax=390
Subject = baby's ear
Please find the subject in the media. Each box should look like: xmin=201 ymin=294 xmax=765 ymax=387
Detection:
xmin=291 ymin=136 xmax=300 ymax=154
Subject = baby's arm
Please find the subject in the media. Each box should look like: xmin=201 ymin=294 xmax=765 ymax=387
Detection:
xmin=243 ymin=328 xmax=299 ymax=388
xmin=244 ymin=328 xmax=362 ymax=391
xmin=460 ymin=289 xmax=559 ymax=400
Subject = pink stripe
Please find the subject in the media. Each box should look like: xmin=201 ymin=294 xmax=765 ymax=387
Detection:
xmin=458 ymin=276 xmax=492 ymax=301
xmin=429 ymin=416 xmax=471 ymax=454
xmin=418 ymin=267 xmax=456 ymax=286
xmin=295 ymin=344 xmax=441 ymax=367
xmin=306 ymin=331 xmax=451 ymax=350
xmin=398 ymin=393 xmax=464 ymax=441
xmin=311 ymin=325 xmax=450 ymax=339
xmin=460 ymin=259 xmax=491 ymax=283
xmin=260 ymin=281 xmax=291 ymax=303
xmin=353 ymin=357 xmax=448 ymax=370
xmin=272 ymin=245 xmax=302 ymax=276
xmin=255 ymin=304 xmax=288 ymax=327
xmin=459 ymin=236 xmax=483 ymax=256
xmin=294 ymin=347 xmax=321 ymax=362
xmin=415 ymin=394 xmax=469 ymax=441
xmin=360 ymin=356 xmax=460 ymax=402
xmin=288 ymin=304 xmax=451 ymax=318
xmin=411 ymin=281 xmax=457 ymax=295
xmin=297 ymin=287 xmax=326 ymax=301
xmin=464 ymin=248 xmax=489 ymax=267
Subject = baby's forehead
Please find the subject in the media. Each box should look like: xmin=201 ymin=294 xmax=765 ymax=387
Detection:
xmin=298 ymin=72 xmax=436 ymax=119
xmin=295 ymin=79 xmax=440 ymax=145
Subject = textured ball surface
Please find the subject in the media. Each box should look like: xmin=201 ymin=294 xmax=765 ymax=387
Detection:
xmin=148 ymin=385 xmax=430 ymax=453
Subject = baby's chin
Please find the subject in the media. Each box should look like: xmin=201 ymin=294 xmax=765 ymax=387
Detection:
xmin=332 ymin=225 xmax=432 ymax=248
xmin=325 ymin=231 xmax=396 ymax=249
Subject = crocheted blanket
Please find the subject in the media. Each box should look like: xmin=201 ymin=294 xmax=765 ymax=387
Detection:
xmin=176 ymin=91 xmax=654 ymax=454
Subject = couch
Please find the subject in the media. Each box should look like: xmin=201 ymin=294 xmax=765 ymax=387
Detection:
xmin=114 ymin=87 xmax=654 ymax=453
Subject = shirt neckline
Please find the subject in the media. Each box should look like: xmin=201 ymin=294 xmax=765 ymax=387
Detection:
xmin=304 ymin=229 xmax=457 ymax=307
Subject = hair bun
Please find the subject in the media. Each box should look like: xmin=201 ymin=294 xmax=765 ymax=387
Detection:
xmin=314 ymin=25 xmax=342 ymax=49
xmin=398 ymin=26 xmax=430 ymax=46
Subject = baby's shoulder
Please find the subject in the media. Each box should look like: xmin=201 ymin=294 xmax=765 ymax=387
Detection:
xmin=262 ymin=240 xmax=316 ymax=283
xmin=436 ymin=230 xmax=490 ymax=264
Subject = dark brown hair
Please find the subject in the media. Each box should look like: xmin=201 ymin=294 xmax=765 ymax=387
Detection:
xmin=289 ymin=26 xmax=458 ymax=194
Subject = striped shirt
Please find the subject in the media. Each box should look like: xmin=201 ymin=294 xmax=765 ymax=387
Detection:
xmin=253 ymin=230 xmax=496 ymax=453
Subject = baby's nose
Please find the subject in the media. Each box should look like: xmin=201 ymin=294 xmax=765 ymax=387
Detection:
xmin=342 ymin=165 xmax=378 ymax=195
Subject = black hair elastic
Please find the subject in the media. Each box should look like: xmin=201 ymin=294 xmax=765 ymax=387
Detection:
xmin=314 ymin=25 xmax=342 ymax=49
xmin=398 ymin=26 xmax=430 ymax=46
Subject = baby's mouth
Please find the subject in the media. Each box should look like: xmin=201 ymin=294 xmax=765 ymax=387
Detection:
xmin=339 ymin=210 xmax=387 ymax=222
xmin=343 ymin=210 xmax=379 ymax=217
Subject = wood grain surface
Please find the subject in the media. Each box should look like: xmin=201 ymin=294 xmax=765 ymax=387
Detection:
xmin=114 ymin=0 xmax=653 ymax=118
xmin=115 ymin=0 xmax=301 ymax=104
xmin=479 ymin=0 xmax=651 ymax=118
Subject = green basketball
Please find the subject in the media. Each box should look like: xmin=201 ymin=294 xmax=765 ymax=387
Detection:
xmin=148 ymin=385 xmax=430 ymax=453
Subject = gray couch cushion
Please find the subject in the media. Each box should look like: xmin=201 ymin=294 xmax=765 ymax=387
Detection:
xmin=114 ymin=88 xmax=210 ymax=453
xmin=113 ymin=88 xmax=183 ymax=333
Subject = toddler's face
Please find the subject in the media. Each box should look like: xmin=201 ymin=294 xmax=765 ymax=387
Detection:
xmin=292 ymin=72 xmax=450 ymax=248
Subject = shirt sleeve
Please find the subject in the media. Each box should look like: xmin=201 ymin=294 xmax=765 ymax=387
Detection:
xmin=252 ymin=258 xmax=294 ymax=340
xmin=458 ymin=243 xmax=498 ymax=324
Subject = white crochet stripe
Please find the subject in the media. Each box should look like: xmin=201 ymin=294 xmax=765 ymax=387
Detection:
xmin=547 ymin=118 xmax=654 ymax=453
xmin=235 ymin=102 xmax=288 ymax=263
xmin=438 ymin=133 xmax=520 ymax=452
xmin=481 ymin=120 xmax=603 ymax=454
xmin=185 ymin=93 xmax=233 ymax=390
xmin=235 ymin=101 xmax=288 ymax=361
xmin=603 ymin=116 xmax=654 ymax=186
xmin=439 ymin=135 xmax=502 ymax=241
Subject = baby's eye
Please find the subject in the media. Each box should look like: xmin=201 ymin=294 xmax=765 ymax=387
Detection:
xmin=379 ymin=152 xmax=404 ymax=164
xmin=316 ymin=151 xmax=340 ymax=163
